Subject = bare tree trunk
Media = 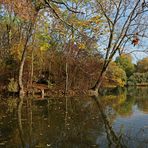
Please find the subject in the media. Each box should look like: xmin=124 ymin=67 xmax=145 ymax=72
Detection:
xmin=90 ymin=64 xmax=108 ymax=96
xmin=92 ymin=72 xmax=105 ymax=92
xmin=19 ymin=45 xmax=28 ymax=98
xmin=64 ymin=23 xmax=74 ymax=95
xmin=30 ymin=49 xmax=34 ymax=86
xmin=48 ymin=61 xmax=51 ymax=82
xmin=65 ymin=62 xmax=69 ymax=95
xmin=18 ymin=23 xmax=32 ymax=99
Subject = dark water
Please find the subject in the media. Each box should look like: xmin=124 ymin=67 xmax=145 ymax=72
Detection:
xmin=0 ymin=87 xmax=148 ymax=148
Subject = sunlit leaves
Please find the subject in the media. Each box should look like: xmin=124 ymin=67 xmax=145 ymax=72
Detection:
xmin=137 ymin=58 xmax=148 ymax=73
xmin=115 ymin=54 xmax=135 ymax=77
xmin=106 ymin=62 xmax=127 ymax=87
xmin=78 ymin=43 xmax=85 ymax=49
xmin=128 ymin=72 xmax=148 ymax=86
xmin=1 ymin=0 xmax=37 ymax=21
xmin=10 ymin=42 xmax=24 ymax=60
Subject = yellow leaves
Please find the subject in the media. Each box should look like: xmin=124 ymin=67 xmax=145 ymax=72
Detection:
xmin=40 ymin=43 xmax=51 ymax=51
xmin=54 ymin=25 xmax=67 ymax=36
xmin=78 ymin=43 xmax=85 ymax=49
xmin=71 ymin=0 xmax=79 ymax=3
xmin=50 ymin=3 xmax=62 ymax=16
xmin=40 ymin=46 xmax=46 ymax=51
xmin=68 ymin=15 xmax=104 ymax=31
xmin=76 ymin=20 xmax=89 ymax=27
xmin=73 ymin=16 xmax=102 ymax=28
xmin=101 ymin=93 xmax=126 ymax=107
xmin=137 ymin=57 xmax=148 ymax=73
xmin=107 ymin=62 xmax=127 ymax=87
xmin=2 ymin=0 xmax=37 ymax=21
xmin=89 ymin=15 xmax=101 ymax=24
xmin=120 ymin=54 xmax=132 ymax=62
xmin=66 ymin=13 xmax=90 ymax=28
xmin=10 ymin=43 xmax=23 ymax=61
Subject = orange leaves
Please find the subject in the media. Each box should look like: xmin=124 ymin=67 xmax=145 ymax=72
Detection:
xmin=1 ymin=0 xmax=37 ymax=21
xmin=132 ymin=33 xmax=139 ymax=46
xmin=132 ymin=37 xmax=139 ymax=46
xmin=88 ymin=15 xmax=102 ymax=24
xmin=78 ymin=43 xmax=85 ymax=49
xmin=10 ymin=43 xmax=23 ymax=61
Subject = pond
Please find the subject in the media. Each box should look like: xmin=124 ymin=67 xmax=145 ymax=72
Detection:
xmin=0 ymin=87 xmax=148 ymax=148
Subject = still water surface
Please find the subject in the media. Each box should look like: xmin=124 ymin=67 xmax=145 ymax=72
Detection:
xmin=0 ymin=87 xmax=148 ymax=148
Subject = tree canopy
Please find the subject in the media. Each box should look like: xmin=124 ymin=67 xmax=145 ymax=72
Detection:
xmin=137 ymin=57 xmax=148 ymax=73
xmin=115 ymin=54 xmax=135 ymax=77
xmin=0 ymin=0 xmax=148 ymax=97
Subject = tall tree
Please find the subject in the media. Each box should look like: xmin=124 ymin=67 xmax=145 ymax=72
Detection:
xmin=137 ymin=57 xmax=148 ymax=73
xmin=91 ymin=0 xmax=148 ymax=95
xmin=1 ymin=0 xmax=85 ymax=98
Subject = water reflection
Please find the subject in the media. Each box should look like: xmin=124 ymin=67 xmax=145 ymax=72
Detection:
xmin=18 ymin=99 xmax=25 ymax=147
xmin=0 ymin=87 xmax=148 ymax=147
xmin=92 ymin=96 xmax=127 ymax=148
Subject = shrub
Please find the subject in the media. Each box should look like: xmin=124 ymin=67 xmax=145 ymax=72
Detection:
xmin=128 ymin=72 xmax=148 ymax=85
xmin=7 ymin=78 xmax=18 ymax=92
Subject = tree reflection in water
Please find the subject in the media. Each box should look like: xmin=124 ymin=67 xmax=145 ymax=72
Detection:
xmin=17 ymin=99 xmax=25 ymax=148
xmin=18 ymin=98 xmax=33 ymax=148
xmin=16 ymin=97 xmax=103 ymax=147
xmin=1 ymin=87 xmax=148 ymax=147
xmin=92 ymin=96 xmax=127 ymax=148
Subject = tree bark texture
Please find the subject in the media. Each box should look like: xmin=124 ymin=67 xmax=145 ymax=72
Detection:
xmin=18 ymin=23 xmax=33 ymax=99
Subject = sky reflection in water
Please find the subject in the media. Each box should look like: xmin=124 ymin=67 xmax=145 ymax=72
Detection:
xmin=0 ymin=87 xmax=148 ymax=148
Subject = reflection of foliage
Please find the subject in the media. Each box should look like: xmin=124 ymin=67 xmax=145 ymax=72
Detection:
xmin=127 ymin=87 xmax=148 ymax=113
xmin=7 ymin=98 xmax=17 ymax=113
xmin=93 ymin=96 xmax=127 ymax=148
xmin=0 ymin=90 xmax=148 ymax=147
xmin=127 ymin=87 xmax=148 ymax=97
xmin=0 ymin=98 xmax=18 ymax=146
xmin=114 ymin=96 xmax=135 ymax=117
xmin=100 ymin=90 xmax=135 ymax=117
xmin=0 ymin=101 xmax=6 ymax=120
xmin=136 ymin=92 xmax=148 ymax=113
xmin=0 ymin=97 xmax=17 ymax=116
xmin=101 ymin=92 xmax=127 ymax=107
xmin=137 ymin=99 xmax=148 ymax=113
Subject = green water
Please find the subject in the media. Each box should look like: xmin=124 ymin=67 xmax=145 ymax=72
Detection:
xmin=0 ymin=87 xmax=148 ymax=148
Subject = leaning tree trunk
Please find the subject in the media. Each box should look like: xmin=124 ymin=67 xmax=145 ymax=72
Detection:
xmin=92 ymin=71 xmax=105 ymax=92
xmin=90 ymin=64 xmax=108 ymax=96
xmin=18 ymin=23 xmax=33 ymax=99
xmin=90 ymin=71 xmax=105 ymax=96
xmin=18 ymin=46 xmax=28 ymax=98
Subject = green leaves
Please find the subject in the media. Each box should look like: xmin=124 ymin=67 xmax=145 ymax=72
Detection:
xmin=128 ymin=72 xmax=148 ymax=86
xmin=107 ymin=62 xmax=127 ymax=87
xmin=115 ymin=54 xmax=135 ymax=77
xmin=137 ymin=58 xmax=148 ymax=73
xmin=35 ymin=33 xmax=51 ymax=51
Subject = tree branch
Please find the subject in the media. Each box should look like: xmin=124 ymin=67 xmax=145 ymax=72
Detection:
xmin=49 ymin=0 xmax=84 ymax=14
